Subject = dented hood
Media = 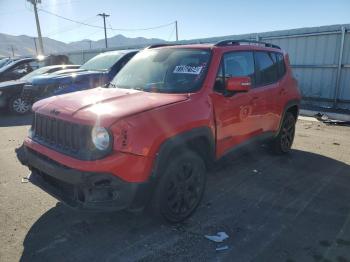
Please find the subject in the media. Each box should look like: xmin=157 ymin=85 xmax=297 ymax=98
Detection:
xmin=32 ymin=87 xmax=189 ymax=127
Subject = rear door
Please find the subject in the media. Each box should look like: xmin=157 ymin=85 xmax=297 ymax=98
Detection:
xmin=251 ymin=51 xmax=280 ymax=132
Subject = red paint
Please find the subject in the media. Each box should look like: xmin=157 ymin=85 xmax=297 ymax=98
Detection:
xmin=226 ymin=76 xmax=251 ymax=92
xmin=25 ymin=43 xmax=301 ymax=183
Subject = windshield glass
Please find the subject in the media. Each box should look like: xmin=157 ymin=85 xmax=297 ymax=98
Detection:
xmin=111 ymin=48 xmax=211 ymax=93
xmin=0 ymin=60 xmax=16 ymax=73
xmin=80 ymin=52 xmax=123 ymax=71
xmin=0 ymin=58 xmax=10 ymax=68
xmin=20 ymin=66 xmax=51 ymax=81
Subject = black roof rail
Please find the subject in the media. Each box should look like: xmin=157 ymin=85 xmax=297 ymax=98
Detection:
xmin=145 ymin=43 xmax=178 ymax=49
xmin=214 ymin=39 xmax=281 ymax=49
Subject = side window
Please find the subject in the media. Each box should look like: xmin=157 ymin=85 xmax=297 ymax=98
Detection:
xmin=11 ymin=62 xmax=30 ymax=75
xmin=29 ymin=61 xmax=40 ymax=71
xmin=276 ymin=53 xmax=286 ymax=78
xmin=214 ymin=51 xmax=255 ymax=93
xmin=254 ymin=52 xmax=278 ymax=86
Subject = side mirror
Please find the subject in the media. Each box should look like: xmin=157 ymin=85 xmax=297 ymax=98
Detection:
xmin=226 ymin=76 xmax=251 ymax=92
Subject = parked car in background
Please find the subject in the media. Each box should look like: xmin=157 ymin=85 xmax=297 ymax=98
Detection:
xmin=17 ymin=41 xmax=301 ymax=223
xmin=0 ymin=55 xmax=73 ymax=83
xmin=20 ymin=49 xmax=138 ymax=107
xmin=0 ymin=58 xmax=43 ymax=82
xmin=0 ymin=58 xmax=15 ymax=69
xmin=0 ymin=64 xmax=79 ymax=114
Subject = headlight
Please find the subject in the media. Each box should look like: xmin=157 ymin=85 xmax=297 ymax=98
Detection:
xmin=91 ymin=127 xmax=111 ymax=151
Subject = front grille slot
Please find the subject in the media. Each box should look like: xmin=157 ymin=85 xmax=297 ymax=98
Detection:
xmin=33 ymin=113 xmax=91 ymax=154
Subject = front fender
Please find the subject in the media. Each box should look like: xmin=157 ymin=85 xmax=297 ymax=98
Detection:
xmin=110 ymin=95 xmax=214 ymax=158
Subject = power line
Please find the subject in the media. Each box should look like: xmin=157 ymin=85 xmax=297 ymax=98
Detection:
xmin=39 ymin=0 xmax=81 ymax=8
xmin=38 ymin=8 xmax=104 ymax=29
xmin=38 ymin=8 xmax=175 ymax=32
xmin=167 ymin=25 xmax=176 ymax=41
xmin=45 ymin=16 xmax=99 ymax=37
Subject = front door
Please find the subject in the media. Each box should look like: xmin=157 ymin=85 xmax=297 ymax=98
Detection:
xmin=210 ymin=51 xmax=258 ymax=157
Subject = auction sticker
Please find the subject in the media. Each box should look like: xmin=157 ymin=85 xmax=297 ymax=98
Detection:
xmin=173 ymin=65 xmax=203 ymax=75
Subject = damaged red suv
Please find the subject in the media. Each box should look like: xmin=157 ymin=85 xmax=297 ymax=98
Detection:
xmin=17 ymin=40 xmax=301 ymax=223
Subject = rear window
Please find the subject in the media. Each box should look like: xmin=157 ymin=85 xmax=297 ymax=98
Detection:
xmin=81 ymin=52 xmax=124 ymax=71
xmin=275 ymin=53 xmax=286 ymax=78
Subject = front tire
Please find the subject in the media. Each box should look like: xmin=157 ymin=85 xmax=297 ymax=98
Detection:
xmin=9 ymin=95 xmax=31 ymax=115
xmin=271 ymin=112 xmax=296 ymax=154
xmin=150 ymin=150 xmax=206 ymax=223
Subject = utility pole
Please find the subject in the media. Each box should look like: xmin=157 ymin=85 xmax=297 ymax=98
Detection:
xmin=33 ymin=37 xmax=38 ymax=55
xmin=9 ymin=45 xmax=16 ymax=57
xmin=27 ymin=0 xmax=44 ymax=55
xmin=98 ymin=13 xmax=110 ymax=48
xmin=84 ymin=40 xmax=92 ymax=50
xmin=175 ymin=20 xmax=179 ymax=41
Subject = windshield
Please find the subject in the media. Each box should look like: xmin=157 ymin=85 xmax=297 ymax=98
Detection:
xmin=80 ymin=52 xmax=124 ymax=71
xmin=0 ymin=60 xmax=16 ymax=73
xmin=0 ymin=58 xmax=10 ymax=68
xmin=111 ymin=48 xmax=211 ymax=93
xmin=20 ymin=66 xmax=51 ymax=81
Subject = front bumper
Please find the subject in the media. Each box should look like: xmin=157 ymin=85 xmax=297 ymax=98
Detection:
xmin=17 ymin=146 xmax=153 ymax=211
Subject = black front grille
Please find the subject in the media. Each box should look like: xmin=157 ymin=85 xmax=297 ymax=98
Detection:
xmin=32 ymin=113 xmax=91 ymax=155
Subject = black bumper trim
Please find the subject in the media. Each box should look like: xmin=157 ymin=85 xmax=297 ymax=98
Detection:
xmin=18 ymin=146 xmax=153 ymax=211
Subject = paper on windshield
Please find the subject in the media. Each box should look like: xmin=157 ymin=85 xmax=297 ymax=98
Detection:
xmin=173 ymin=65 xmax=203 ymax=75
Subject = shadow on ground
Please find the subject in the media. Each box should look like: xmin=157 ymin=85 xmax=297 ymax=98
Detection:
xmin=20 ymin=148 xmax=350 ymax=262
xmin=0 ymin=112 xmax=32 ymax=127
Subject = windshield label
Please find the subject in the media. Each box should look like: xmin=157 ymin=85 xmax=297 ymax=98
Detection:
xmin=173 ymin=65 xmax=203 ymax=75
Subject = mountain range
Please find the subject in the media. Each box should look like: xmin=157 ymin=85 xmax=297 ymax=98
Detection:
xmin=0 ymin=33 xmax=166 ymax=57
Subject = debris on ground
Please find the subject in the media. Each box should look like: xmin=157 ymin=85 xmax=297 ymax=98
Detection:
xmin=314 ymin=113 xmax=350 ymax=126
xmin=205 ymin=232 xmax=229 ymax=243
xmin=21 ymin=177 xmax=29 ymax=183
xmin=333 ymin=142 xmax=340 ymax=146
xmin=216 ymin=245 xmax=229 ymax=251
xmin=253 ymin=169 xmax=258 ymax=173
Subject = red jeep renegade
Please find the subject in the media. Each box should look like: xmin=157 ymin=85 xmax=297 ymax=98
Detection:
xmin=17 ymin=40 xmax=301 ymax=223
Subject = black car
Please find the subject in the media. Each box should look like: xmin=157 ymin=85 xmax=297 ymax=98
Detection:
xmin=0 ymin=65 xmax=80 ymax=114
xmin=0 ymin=55 xmax=72 ymax=82
xmin=0 ymin=58 xmax=44 ymax=82
xmin=0 ymin=58 xmax=15 ymax=69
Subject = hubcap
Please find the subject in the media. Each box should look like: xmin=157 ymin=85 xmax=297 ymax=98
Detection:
xmin=166 ymin=162 xmax=203 ymax=215
xmin=13 ymin=98 xmax=30 ymax=114
xmin=281 ymin=116 xmax=295 ymax=151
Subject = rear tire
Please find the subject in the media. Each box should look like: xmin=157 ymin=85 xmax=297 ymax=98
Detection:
xmin=270 ymin=112 xmax=296 ymax=154
xmin=150 ymin=150 xmax=206 ymax=223
xmin=9 ymin=95 xmax=31 ymax=115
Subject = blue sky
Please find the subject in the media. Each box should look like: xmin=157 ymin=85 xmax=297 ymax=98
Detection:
xmin=0 ymin=0 xmax=349 ymax=43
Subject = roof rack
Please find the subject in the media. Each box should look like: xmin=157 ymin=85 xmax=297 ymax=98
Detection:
xmin=145 ymin=43 xmax=178 ymax=49
xmin=214 ymin=39 xmax=281 ymax=49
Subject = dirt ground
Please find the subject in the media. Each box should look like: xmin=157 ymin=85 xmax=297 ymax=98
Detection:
xmin=0 ymin=114 xmax=350 ymax=262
